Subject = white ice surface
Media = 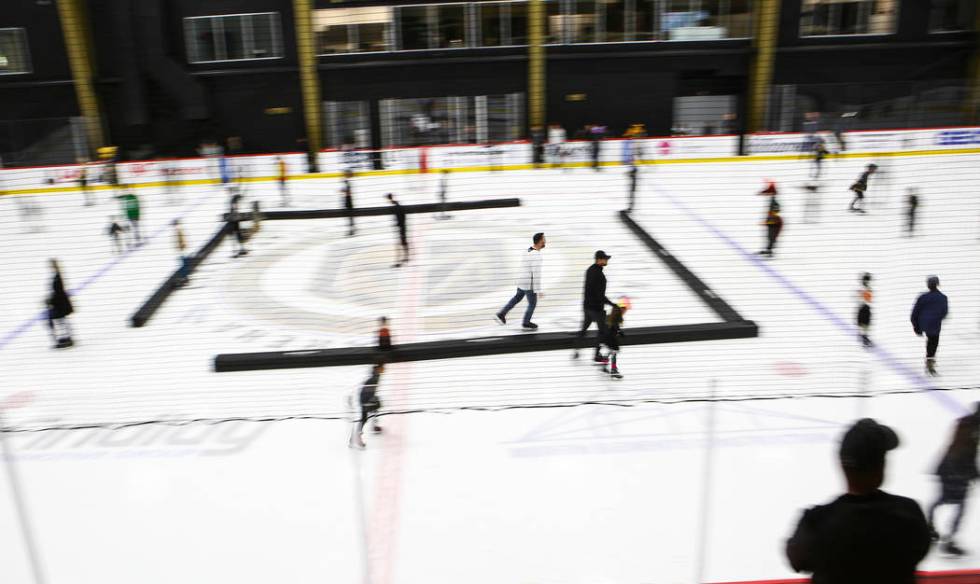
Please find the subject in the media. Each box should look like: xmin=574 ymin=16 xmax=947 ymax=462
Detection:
xmin=1 ymin=154 xmax=979 ymax=583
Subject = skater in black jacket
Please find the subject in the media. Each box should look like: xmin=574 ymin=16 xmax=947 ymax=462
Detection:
xmin=388 ymin=193 xmax=409 ymax=267
xmin=848 ymin=164 xmax=877 ymax=213
xmin=47 ymin=259 xmax=75 ymax=349
xmin=573 ymin=251 xmax=618 ymax=364
xmin=906 ymin=189 xmax=920 ymax=237
xmin=349 ymin=363 xmax=385 ymax=449
xmin=626 ymin=165 xmax=638 ymax=212
xmin=343 ymin=169 xmax=355 ymax=236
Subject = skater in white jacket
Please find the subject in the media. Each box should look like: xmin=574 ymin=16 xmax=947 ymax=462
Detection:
xmin=495 ymin=233 xmax=546 ymax=331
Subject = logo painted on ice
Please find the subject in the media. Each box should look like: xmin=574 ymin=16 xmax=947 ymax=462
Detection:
xmin=936 ymin=129 xmax=980 ymax=146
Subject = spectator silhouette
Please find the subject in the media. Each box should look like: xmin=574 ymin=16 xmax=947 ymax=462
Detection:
xmin=786 ymin=418 xmax=931 ymax=583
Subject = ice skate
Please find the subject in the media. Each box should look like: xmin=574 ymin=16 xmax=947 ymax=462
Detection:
xmin=941 ymin=540 xmax=966 ymax=557
xmin=349 ymin=434 xmax=365 ymax=449
xmin=926 ymin=358 xmax=938 ymax=376
xmin=602 ymin=366 xmax=623 ymax=379
xmin=522 ymin=322 xmax=538 ymax=331
xmin=494 ymin=313 xmax=506 ymax=325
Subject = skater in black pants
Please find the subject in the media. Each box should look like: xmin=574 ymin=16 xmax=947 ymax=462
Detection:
xmin=911 ymin=275 xmax=948 ymax=376
xmin=626 ymin=165 xmax=638 ymax=212
xmin=531 ymin=126 xmax=545 ymax=168
xmin=573 ymin=251 xmax=617 ymax=364
xmin=856 ymin=272 xmax=873 ymax=347
xmin=342 ymin=169 xmax=355 ymax=236
xmin=436 ymin=170 xmax=452 ymax=220
xmin=107 ymin=216 xmax=126 ymax=253
xmin=928 ymin=402 xmax=980 ymax=557
xmin=811 ymin=140 xmax=829 ymax=180
xmin=758 ymin=182 xmax=782 ymax=257
xmin=47 ymin=259 xmax=75 ymax=349
xmin=600 ymin=299 xmax=630 ymax=379
xmin=589 ymin=125 xmax=604 ymax=171
xmin=79 ymin=163 xmax=92 ymax=206
xmin=387 ymin=193 xmax=409 ymax=267
xmin=229 ymin=211 xmax=248 ymax=258
xmin=849 ymin=164 xmax=877 ymax=213
xmin=906 ymin=189 xmax=919 ymax=237
xmin=349 ymin=363 xmax=385 ymax=449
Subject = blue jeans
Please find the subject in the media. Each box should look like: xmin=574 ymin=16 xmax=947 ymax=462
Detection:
xmin=500 ymin=288 xmax=537 ymax=326
xmin=178 ymin=255 xmax=191 ymax=281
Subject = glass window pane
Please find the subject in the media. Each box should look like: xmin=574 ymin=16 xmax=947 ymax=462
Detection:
xmin=930 ymin=0 xmax=975 ymax=31
xmin=510 ymin=2 xmax=529 ymax=45
xmin=315 ymin=11 xmax=353 ymax=54
xmin=186 ymin=19 xmax=217 ymax=62
xmin=544 ymin=0 xmax=563 ymax=43
xmin=802 ymin=0 xmax=897 ymax=36
xmin=436 ymin=4 xmax=467 ymax=48
xmin=480 ymin=3 xmax=504 ymax=46
xmin=249 ymin=14 xmax=280 ymax=58
xmin=0 ymin=29 xmax=31 ymax=74
xmin=569 ymin=0 xmax=598 ymax=42
xmin=324 ymin=101 xmax=372 ymax=149
xmin=603 ymin=0 xmax=627 ymax=42
xmin=399 ymin=6 xmax=431 ymax=50
xmin=727 ymin=0 xmax=753 ymax=38
xmin=316 ymin=8 xmax=392 ymax=53
xmin=634 ymin=0 xmax=660 ymax=40
xmin=357 ymin=21 xmax=390 ymax=51
xmin=664 ymin=0 xmax=728 ymax=40
xmin=222 ymin=15 xmax=246 ymax=60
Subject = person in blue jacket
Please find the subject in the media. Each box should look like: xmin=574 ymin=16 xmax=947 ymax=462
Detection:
xmin=911 ymin=275 xmax=948 ymax=376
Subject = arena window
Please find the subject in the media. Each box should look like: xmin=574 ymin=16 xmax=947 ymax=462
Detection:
xmin=0 ymin=28 xmax=32 ymax=75
xmin=314 ymin=7 xmax=393 ymax=54
xmin=929 ymin=0 xmax=976 ymax=32
xmin=800 ymin=0 xmax=898 ymax=37
xmin=184 ymin=13 xmax=283 ymax=63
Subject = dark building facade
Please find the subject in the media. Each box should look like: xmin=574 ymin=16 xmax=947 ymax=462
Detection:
xmin=0 ymin=0 xmax=975 ymax=163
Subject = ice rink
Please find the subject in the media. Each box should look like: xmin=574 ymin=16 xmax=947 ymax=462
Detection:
xmin=1 ymin=149 xmax=979 ymax=583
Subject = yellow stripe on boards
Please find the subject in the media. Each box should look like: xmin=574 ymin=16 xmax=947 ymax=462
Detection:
xmin=4 ymin=147 xmax=980 ymax=198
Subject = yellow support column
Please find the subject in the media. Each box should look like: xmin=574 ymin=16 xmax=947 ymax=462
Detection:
xmin=56 ymin=0 xmax=105 ymax=153
xmin=747 ymin=0 xmax=781 ymax=133
xmin=293 ymin=0 xmax=323 ymax=159
xmin=528 ymin=0 xmax=546 ymax=130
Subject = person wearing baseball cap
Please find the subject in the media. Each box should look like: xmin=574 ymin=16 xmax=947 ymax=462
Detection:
xmin=572 ymin=251 xmax=618 ymax=366
xmin=786 ymin=418 xmax=931 ymax=582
